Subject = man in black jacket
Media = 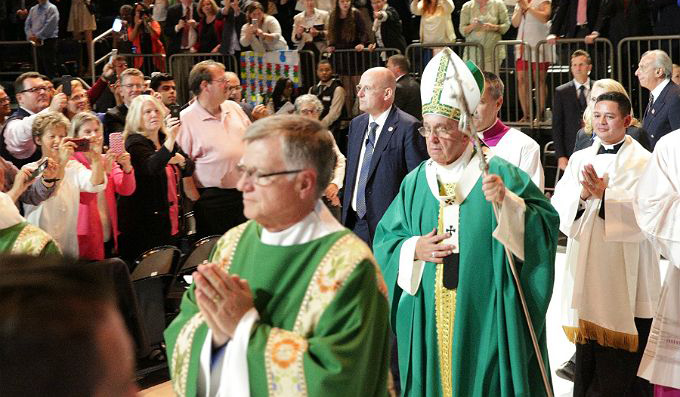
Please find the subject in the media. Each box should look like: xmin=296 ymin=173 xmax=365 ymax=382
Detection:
xmin=368 ymin=0 xmax=406 ymax=54
xmin=387 ymin=54 xmax=421 ymax=121
xmin=164 ymin=0 xmax=198 ymax=57
xmin=103 ymin=68 xmax=144 ymax=144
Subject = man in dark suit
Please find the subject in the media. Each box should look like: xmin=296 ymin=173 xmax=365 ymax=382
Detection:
xmin=342 ymin=67 xmax=427 ymax=245
xmin=636 ymin=49 xmax=680 ymax=148
xmin=547 ymin=0 xmax=601 ymax=40
xmin=103 ymin=68 xmax=144 ymax=144
xmin=368 ymin=0 xmax=407 ymax=54
xmin=164 ymin=0 xmax=198 ymax=57
xmin=387 ymin=54 xmax=422 ymax=121
xmin=552 ymin=50 xmax=592 ymax=171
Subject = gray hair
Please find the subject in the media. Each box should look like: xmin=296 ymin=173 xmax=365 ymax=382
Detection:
xmin=243 ymin=115 xmax=336 ymax=197
xmin=294 ymin=94 xmax=324 ymax=114
xmin=643 ymin=50 xmax=673 ymax=78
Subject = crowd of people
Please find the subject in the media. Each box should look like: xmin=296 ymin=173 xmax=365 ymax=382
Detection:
xmin=2 ymin=1 xmax=680 ymax=397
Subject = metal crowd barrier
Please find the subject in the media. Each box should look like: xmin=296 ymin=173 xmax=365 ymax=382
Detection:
xmin=405 ymin=42 xmax=485 ymax=78
xmin=493 ymin=40 xmax=534 ymax=127
xmin=617 ymin=35 xmax=680 ymax=119
xmin=169 ymin=53 xmax=238 ymax=104
xmin=534 ymin=38 xmax=614 ymax=127
xmin=0 ymin=41 xmax=38 ymax=79
xmin=116 ymin=53 xmax=167 ymax=77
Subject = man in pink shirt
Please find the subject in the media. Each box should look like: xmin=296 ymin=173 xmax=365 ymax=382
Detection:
xmin=178 ymin=60 xmax=252 ymax=237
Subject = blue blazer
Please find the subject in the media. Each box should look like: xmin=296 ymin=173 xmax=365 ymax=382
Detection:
xmin=341 ymin=106 xmax=427 ymax=242
xmin=642 ymin=81 xmax=680 ymax=148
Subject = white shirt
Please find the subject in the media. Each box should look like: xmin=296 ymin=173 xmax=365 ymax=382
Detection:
xmin=197 ymin=200 xmax=344 ymax=397
xmin=4 ymin=106 xmax=50 ymax=160
xmin=650 ymin=78 xmax=671 ymax=104
xmin=23 ymin=159 xmax=106 ymax=258
xmin=351 ymin=106 xmax=392 ymax=211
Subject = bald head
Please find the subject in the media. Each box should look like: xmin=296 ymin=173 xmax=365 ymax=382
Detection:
xmin=224 ymin=72 xmax=243 ymax=101
xmin=358 ymin=67 xmax=396 ymax=116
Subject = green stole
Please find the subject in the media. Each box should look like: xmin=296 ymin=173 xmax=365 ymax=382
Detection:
xmin=0 ymin=222 xmax=60 ymax=256
xmin=165 ymin=221 xmax=391 ymax=397
xmin=374 ymin=157 xmax=559 ymax=396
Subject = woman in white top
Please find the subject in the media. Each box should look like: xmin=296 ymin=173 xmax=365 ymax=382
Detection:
xmin=23 ymin=112 xmax=106 ymax=258
xmin=292 ymin=0 xmax=329 ymax=54
xmin=240 ymin=1 xmax=289 ymax=52
xmin=410 ymin=0 xmax=455 ymax=45
xmin=294 ymin=94 xmax=346 ymax=219
xmin=512 ymin=0 xmax=551 ymax=122
xmin=460 ymin=0 xmax=510 ymax=72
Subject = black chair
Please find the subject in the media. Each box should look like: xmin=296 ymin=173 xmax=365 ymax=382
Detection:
xmin=130 ymin=246 xmax=181 ymax=376
xmin=177 ymin=235 xmax=222 ymax=276
xmin=130 ymin=245 xmax=182 ymax=282
xmin=166 ymin=235 xmax=222 ymax=314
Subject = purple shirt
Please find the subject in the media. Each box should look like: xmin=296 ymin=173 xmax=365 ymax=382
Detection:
xmin=481 ymin=119 xmax=510 ymax=147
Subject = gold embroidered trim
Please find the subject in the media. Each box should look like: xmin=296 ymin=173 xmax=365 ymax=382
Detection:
xmin=434 ymin=198 xmax=457 ymax=396
xmin=563 ymin=319 xmax=639 ymax=352
xmin=422 ymin=52 xmax=462 ymax=120
xmin=265 ymin=328 xmax=309 ymax=397
xmin=11 ymin=224 xmax=56 ymax=255
xmin=213 ymin=222 xmax=249 ymax=272
xmin=293 ymin=233 xmax=379 ymax=336
xmin=170 ymin=222 xmax=248 ymax=395
xmin=171 ymin=312 xmax=205 ymax=396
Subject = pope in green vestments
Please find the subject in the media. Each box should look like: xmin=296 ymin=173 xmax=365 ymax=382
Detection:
xmin=373 ymin=49 xmax=559 ymax=396
xmin=164 ymin=116 xmax=391 ymax=397
xmin=0 ymin=192 xmax=60 ymax=256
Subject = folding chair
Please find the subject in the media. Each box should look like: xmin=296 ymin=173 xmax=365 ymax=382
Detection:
xmin=130 ymin=245 xmax=182 ymax=282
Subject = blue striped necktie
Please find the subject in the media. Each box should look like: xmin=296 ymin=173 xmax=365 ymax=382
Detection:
xmin=355 ymin=122 xmax=378 ymax=218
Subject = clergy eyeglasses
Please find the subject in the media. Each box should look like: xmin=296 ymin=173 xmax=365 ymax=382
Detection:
xmin=235 ymin=163 xmax=304 ymax=186
xmin=418 ymin=126 xmax=457 ymax=139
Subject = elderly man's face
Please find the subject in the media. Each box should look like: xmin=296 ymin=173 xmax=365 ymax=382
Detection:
xmin=636 ymin=53 xmax=663 ymax=90
xmin=423 ymin=114 xmax=470 ymax=165
xmin=297 ymin=103 xmax=321 ymax=120
xmin=225 ymin=74 xmax=243 ymax=102
xmin=237 ymin=136 xmax=309 ymax=230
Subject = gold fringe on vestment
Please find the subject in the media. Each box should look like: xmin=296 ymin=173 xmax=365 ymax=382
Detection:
xmin=563 ymin=319 xmax=639 ymax=352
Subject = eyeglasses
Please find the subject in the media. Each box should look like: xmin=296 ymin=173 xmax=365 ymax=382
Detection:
xmin=236 ymin=163 xmax=303 ymax=186
xmin=18 ymin=86 xmax=48 ymax=94
xmin=211 ymin=78 xmax=229 ymax=85
xmin=122 ymin=83 xmax=144 ymax=89
xmin=299 ymin=108 xmax=319 ymax=115
xmin=70 ymin=94 xmax=88 ymax=101
xmin=418 ymin=126 xmax=457 ymax=139
xmin=227 ymin=85 xmax=242 ymax=91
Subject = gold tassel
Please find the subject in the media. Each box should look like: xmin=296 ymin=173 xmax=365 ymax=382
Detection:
xmin=563 ymin=320 xmax=639 ymax=352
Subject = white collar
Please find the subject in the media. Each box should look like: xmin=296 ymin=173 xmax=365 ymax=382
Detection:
xmin=369 ymin=106 xmax=392 ymax=127
xmin=600 ymin=136 xmax=626 ymax=150
xmin=574 ymin=78 xmax=590 ymax=91
xmin=0 ymin=192 xmax=24 ymax=229
xmin=260 ymin=200 xmax=344 ymax=246
xmin=650 ymin=79 xmax=671 ymax=100
xmin=19 ymin=106 xmax=36 ymax=116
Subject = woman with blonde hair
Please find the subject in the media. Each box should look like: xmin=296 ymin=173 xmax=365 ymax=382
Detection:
xmin=23 ymin=111 xmax=107 ymax=258
xmin=69 ymin=111 xmax=136 ymax=260
xmin=194 ymin=0 xmax=224 ymax=53
xmin=573 ymin=78 xmax=651 ymax=152
xmin=117 ymin=95 xmax=195 ymax=262
xmin=460 ymin=0 xmax=510 ymax=72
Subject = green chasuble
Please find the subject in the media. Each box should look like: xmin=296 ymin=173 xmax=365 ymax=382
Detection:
xmin=374 ymin=157 xmax=559 ymax=397
xmin=0 ymin=222 xmax=61 ymax=256
xmin=165 ymin=221 xmax=391 ymax=397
